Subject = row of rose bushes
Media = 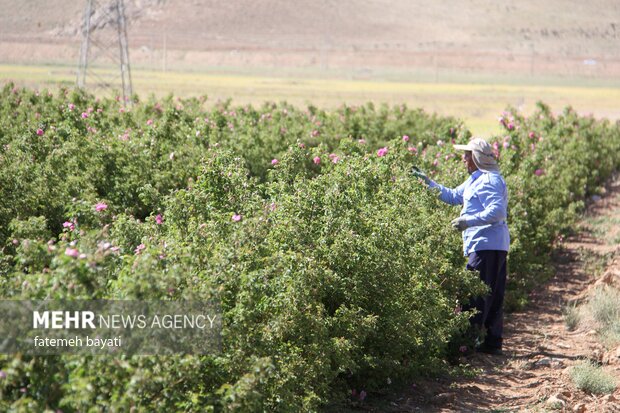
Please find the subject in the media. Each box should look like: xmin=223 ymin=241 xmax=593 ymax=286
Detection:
xmin=0 ymin=83 xmax=459 ymax=249
xmin=1 ymin=83 xmax=619 ymax=411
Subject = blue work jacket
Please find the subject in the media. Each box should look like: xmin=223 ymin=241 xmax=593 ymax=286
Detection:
xmin=430 ymin=170 xmax=510 ymax=256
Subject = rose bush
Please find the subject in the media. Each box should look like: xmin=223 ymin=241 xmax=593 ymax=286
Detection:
xmin=1 ymin=84 xmax=619 ymax=411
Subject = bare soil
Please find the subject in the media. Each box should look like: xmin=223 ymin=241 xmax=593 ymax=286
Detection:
xmin=2 ymin=0 xmax=620 ymax=78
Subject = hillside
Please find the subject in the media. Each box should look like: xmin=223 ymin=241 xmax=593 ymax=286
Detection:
xmin=1 ymin=0 xmax=620 ymax=77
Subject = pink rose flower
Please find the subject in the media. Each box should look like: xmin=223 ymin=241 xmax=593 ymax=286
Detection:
xmin=271 ymin=159 xmax=279 ymax=165
xmin=534 ymin=169 xmax=545 ymax=176
xmin=36 ymin=128 xmax=44 ymax=136
xmin=95 ymin=202 xmax=108 ymax=212
xmin=81 ymin=112 xmax=89 ymax=119
xmin=134 ymin=243 xmax=146 ymax=254
xmin=313 ymin=156 xmax=321 ymax=164
xmin=155 ymin=214 xmax=163 ymax=225
xmin=65 ymin=248 xmax=79 ymax=258
xmin=402 ymin=135 xmax=410 ymax=142
xmin=232 ymin=214 xmax=242 ymax=222
xmin=377 ymin=147 xmax=388 ymax=157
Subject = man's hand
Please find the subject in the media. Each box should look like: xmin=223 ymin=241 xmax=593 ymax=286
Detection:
xmin=411 ymin=166 xmax=430 ymax=184
xmin=451 ymin=217 xmax=469 ymax=231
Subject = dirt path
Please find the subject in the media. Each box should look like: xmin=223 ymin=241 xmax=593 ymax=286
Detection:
xmin=431 ymin=176 xmax=620 ymax=412
xmin=359 ymin=176 xmax=620 ymax=412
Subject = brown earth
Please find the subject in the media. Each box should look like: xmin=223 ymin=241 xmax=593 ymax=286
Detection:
xmin=1 ymin=0 xmax=620 ymax=78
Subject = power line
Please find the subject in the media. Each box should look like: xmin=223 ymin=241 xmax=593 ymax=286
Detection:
xmin=77 ymin=0 xmax=133 ymax=105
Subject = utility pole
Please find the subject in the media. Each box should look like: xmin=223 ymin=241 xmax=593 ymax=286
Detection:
xmin=162 ymin=24 xmax=167 ymax=72
xmin=77 ymin=0 xmax=133 ymax=105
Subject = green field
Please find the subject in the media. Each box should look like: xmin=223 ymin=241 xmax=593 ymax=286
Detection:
xmin=3 ymin=63 xmax=620 ymax=136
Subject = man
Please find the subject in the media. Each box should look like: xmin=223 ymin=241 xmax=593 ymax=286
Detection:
xmin=413 ymin=137 xmax=510 ymax=355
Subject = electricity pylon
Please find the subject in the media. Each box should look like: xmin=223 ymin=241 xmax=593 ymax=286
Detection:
xmin=77 ymin=0 xmax=133 ymax=105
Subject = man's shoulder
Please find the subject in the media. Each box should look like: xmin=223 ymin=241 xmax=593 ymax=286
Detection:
xmin=479 ymin=171 xmax=506 ymax=187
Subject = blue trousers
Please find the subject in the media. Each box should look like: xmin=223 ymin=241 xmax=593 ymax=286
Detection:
xmin=466 ymin=250 xmax=508 ymax=349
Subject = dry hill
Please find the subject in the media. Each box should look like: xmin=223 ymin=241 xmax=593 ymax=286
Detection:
xmin=1 ymin=0 xmax=619 ymax=77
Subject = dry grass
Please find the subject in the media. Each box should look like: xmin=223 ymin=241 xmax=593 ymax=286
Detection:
xmin=570 ymin=360 xmax=617 ymax=395
xmin=577 ymin=247 xmax=614 ymax=280
xmin=588 ymin=287 xmax=620 ymax=327
xmin=572 ymin=286 xmax=620 ymax=349
xmin=562 ymin=301 xmax=581 ymax=331
xmin=3 ymin=63 xmax=620 ymax=136
xmin=583 ymin=215 xmax=620 ymax=247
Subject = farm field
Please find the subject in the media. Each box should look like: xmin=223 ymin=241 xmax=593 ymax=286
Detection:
xmin=3 ymin=1 xmax=620 ymax=409
xmin=0 ymin=81 xmax=619 ymax=411
xmin=2 ymin=63 xmax=620 ymax=136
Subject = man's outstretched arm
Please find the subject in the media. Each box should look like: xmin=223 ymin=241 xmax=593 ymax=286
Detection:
xmin=412 ymin=167 xmax=466 ymax=205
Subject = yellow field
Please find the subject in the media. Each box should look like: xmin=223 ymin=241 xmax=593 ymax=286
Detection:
xmin=2 ymin=64 xmax=620 ymax=137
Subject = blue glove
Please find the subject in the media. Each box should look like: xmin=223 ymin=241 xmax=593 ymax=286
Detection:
xmin=451 ymin=217 xmax=469 ymax=231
